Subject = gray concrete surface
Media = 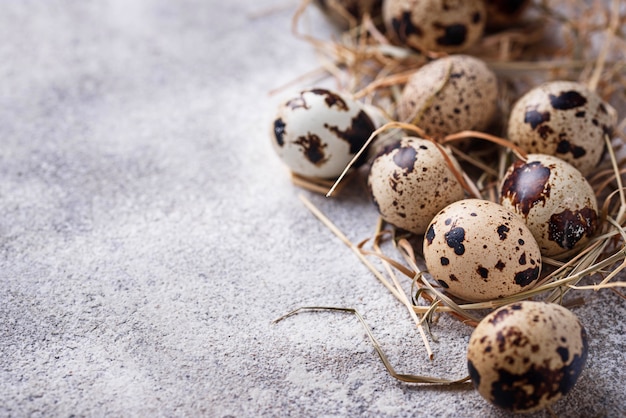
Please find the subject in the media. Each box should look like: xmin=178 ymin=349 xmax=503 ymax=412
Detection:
xmin=0 ymin=1 xmax=624 ymax=417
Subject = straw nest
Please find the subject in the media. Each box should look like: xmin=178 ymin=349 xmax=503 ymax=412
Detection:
xmin=272 ymin=0 xmax=626 ymax=385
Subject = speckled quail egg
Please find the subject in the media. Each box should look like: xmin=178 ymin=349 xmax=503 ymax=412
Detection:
xmin=383 ymin=0 xmax=486 ymax=53
xmin=314 ymin=0 xmax=383 ymax=28
xmin=423 ymin=199 xmax=542 ymax=302
xmin=467 ymin=301 xmax=589 ymax=413
xmin=368 ymin=137 xmax=465 ymax=234
xmin=398 ymin=55 xmax=498 ymax=139
xmin=271 ymin=88 xmax=377 ymax=179
xmin=485 ymin=0 xmax=531 ymax=28
xmin=507 ymin=80 xmax=618 ymax=176
xmin=500 ymin=154 xmax=598 ymax=258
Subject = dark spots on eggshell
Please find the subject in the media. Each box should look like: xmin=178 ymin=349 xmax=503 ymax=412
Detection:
xmin=497 ymin=225 xmax=510 ymax=240
xmin=557 ymin=346 xmax=569 ymax=362
xmin=472 ymin=11 xmax=482 ymax=23
xmin=440 ymin=257 xmax=450 ymax=266
xmin=273 ymin=118 xmax=286 ymax=146
xmin=489 ymin=330 xmax=588 ymax=412
xmin=434 ymin=23 xmax=468 ymax=46
xmin=470 ymin=212 xmax=477 ymax=217
xmin=495 ymin=260 xmax=506 ymax=271
xmin=445 ymin=227 xmax=466 ymax=255
xmin=501 ymin=160 xmax=551 ymax=216
xmin=537 ymin=124 xmax=554 ymax=140
xmin=477 ymin=266 xmax=489 ymax=279
xmin=372 ymin=140 xmax=402 ymax=161
xmin=310 ymin=88 xmax=348 ymax=111
xmin=518 ymin=239 xmax=524 ymax=245
xmin=450 ymin=70 xmax=465 ymax=79
xmin=489 ymin=362 xmax=553 ymax=411
xmin=489 ymin=307 xmax=512 ymax=326
xmin=445 ymin=218 xmax=452 ymax=225
xmin=426 ymin=224 xmax=436 ymax=245
xmin=449 ymin=274 xmax=459 ymax=282
xmin=293 ymin=133 xmax=328 ymax=166
xmin=556 ymin=139 xmax=586 ymax=159
xmin=575 ymin=111 xmax=586 ymax=118
xmin=514 ymin=266 xmax=540 ymax=287
xmin=392 ymin=145 xmax=418 ymax=173
xmin=390 ymin=172 xmax=400 ymax=192
xmin=548 ymin=207 xmax=598 ymax=250
xmin=391 ymin=11 xmax=422 ymax=42
xmin=468 ymin=360 xmax=481 ymax=387
xmin=438 ymin=279 xmax=450 ymax=288
xmin=324 ymin=110 xmax=376 ymax=159
xmin=524 ymin=108 xmax=551 ymax=129
xmin=496 ymin=327 xmax=530 ymax=353
xmin=549 ymin=90 xmax=587 ymax=110
xmin=519 ymin=252 xmax=527 ymax=265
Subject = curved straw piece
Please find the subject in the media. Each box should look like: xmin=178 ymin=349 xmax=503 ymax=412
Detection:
xmin=326 ymin=121 xmax=427 ymax=196
xmin=442 ymin=130 xmax=528 ymax=161
xmin=326 ymin=121 xmax=477 ymax=198
xmin=273 ymin=306 xmax=471 ymax=385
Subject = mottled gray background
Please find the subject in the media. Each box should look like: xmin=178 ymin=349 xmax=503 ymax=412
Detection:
xmin=0 ymin=1 xmax=624 ymax=417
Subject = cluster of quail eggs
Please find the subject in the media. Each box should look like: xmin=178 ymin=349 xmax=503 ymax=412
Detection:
xmin=270 ymin=0 xmax=620 ymax=413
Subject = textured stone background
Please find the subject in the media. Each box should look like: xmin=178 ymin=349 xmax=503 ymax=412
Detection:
xmin=0 ymin=1 xmax=624 ymax=417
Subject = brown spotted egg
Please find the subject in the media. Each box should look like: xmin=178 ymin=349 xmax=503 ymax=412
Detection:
xmin=383 ymin=0 xmax=486 ymax=53
xmin=271 ymin=88 xmax=377 ymax=179
xmin=423 ymin=199 xmax=542 ymax=302
xmin=500 ymin=154 xmax=598 ymax=258
xmin=398 ymin=55 xmax=498 ymax=139
xmin=368 ymin=137 xmax=465 ymax=234
xmin=507 ymin=80 xmax=618 ymax=176
xmin=467 ymin=301 xmax=589 ymax=413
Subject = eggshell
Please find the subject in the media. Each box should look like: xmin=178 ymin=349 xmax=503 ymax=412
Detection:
xmin=383 ymin=0 xmax=486 ymax=53
xmin=271 ymin=88 xmax=377 ymax=179
xmin=368 ymin=137 xmax=465 ymax=234
xmin=500 ymin=154 xmax=598 ymax=257
xmin=423 ymin=199 xmax=542 ymax=301
xmin=467 ymin=301 xmax=589 ymax=413
xmin=398 ymin=55 xmax=498 ymax=139
xmin=507 ymin=80 xmax=617 ymax=176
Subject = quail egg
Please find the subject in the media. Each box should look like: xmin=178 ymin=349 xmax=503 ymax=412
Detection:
xmin=467 ymin=301 xmax=589 ymax=413
xmin=507 ymin=80 xmax=617 ymax=176
xmin=500 ymin=154 xmax=599 ymax=258
xmin=271 ymin=88 xmax=377 ymax=179
xmin=398 ymin=55 xmax=498 ymax=139
xmin=383 ymin=0 xmax=486 ymax=53
xmin=423 ymin=199 xmax=542 ymax=302
xmin=368 ymin=136 xmax=465 ymax=234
